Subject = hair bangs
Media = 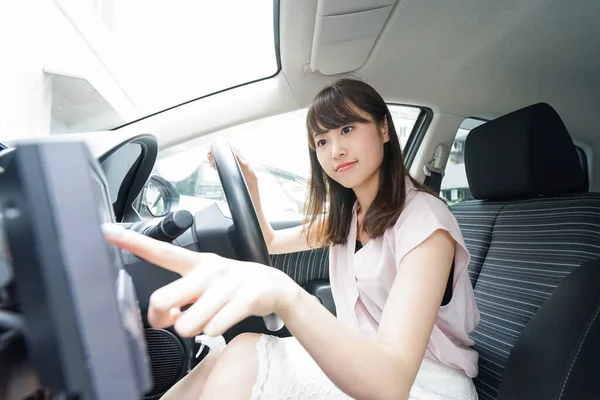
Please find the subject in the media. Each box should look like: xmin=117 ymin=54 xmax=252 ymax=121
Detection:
xmin=306 ymin=89 xmax=370 ymax=148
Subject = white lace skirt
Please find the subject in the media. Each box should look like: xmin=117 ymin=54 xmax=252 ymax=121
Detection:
xmin=250 ymin=334 xmax=478 ymax=400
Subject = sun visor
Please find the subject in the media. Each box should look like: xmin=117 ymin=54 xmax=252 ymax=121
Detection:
xmin=309 ymin=0 xmax=396 ymax=75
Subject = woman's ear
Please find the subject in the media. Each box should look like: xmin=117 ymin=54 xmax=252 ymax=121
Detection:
xmin=382 ymin=117 xmax=390 ymax=143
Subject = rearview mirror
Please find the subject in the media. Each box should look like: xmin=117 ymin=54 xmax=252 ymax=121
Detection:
xmin=140 ymin=176 xmax=180 ymax=217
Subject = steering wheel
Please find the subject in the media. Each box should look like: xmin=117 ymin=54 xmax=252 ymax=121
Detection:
xmin=209 ymin=139 xmax=284 ymax=332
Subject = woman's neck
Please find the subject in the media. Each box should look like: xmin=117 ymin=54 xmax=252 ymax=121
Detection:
xmin=353 ymin=170 xmax=380 ymax=216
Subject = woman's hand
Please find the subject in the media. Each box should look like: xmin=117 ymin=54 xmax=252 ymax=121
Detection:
xmin=207 ymin=148 xmax=258 ymax=193
xmin=206 ymin=145 xmax=279 ymax=250
xmin=103 ymin=224 xmax=299 ymax=337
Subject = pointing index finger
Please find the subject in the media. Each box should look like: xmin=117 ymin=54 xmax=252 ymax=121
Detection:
xmin=103 ymin=223 xmax=198 ymax=275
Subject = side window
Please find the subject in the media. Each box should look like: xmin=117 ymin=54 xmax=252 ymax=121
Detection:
xmin=440 ymin=118 xmax=590 ymax=205
xmin=149 ymin=105 xmax=420 ymax=221
xmin=389 ymin=105 xmax=422 ymax=150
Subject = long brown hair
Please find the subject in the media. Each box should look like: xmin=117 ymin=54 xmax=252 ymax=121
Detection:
xmin=302 ymin=78 xmax=437 ymax=246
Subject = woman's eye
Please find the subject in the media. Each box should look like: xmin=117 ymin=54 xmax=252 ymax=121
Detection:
xmin=316 ymin=139 xmax=327 ymax=147
xmin=341 ymin=126 xmax=354 ymax=134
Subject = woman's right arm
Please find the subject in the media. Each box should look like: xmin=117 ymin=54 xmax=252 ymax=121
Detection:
xmin=208 ymin=150 xmax=321 ymax=255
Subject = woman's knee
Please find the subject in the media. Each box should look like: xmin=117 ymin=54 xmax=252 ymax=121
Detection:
xmin=194 ymin=345 xmax=226 ymax=376
xmin=216 ymin=332 xmax=261 ymax=369
xmin=199 ymin=333 xmax=261 ymax=397
xmin=224 ymin=333 xmax=261 ymax=354
xmin=160 ymin=346 xmax=225 ymax=400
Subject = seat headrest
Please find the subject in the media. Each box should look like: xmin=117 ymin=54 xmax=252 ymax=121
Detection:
xmin=465 ymin=103 xmax=586 ymax=201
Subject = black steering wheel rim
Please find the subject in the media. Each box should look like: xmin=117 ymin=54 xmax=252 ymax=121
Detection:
xmin=209 ymin=140 xmax=272 ymax=267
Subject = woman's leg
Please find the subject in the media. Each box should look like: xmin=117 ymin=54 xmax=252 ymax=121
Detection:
xmin=160 ymin=346 xmax=225 ymax=400
xmin=198 ymin=333 xmax=261 ymax=400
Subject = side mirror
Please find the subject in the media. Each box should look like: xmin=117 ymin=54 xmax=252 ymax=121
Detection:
xmin=140 ymin=176 xmax=180 ymax=217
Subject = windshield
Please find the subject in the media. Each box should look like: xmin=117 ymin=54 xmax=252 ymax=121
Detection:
xmin=1 ymin=0 xmax=277 ymax=140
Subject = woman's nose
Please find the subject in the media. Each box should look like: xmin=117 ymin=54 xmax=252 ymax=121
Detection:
xmin=331 ymin=140 xmax=346 ymax=159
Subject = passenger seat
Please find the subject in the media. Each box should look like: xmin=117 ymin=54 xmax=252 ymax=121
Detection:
xmin=451 ymin=103 xmax=600 ymax=399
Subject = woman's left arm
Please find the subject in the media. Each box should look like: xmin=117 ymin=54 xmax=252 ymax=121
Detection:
xmin=280 ymin=229 xmax=455 ymax=400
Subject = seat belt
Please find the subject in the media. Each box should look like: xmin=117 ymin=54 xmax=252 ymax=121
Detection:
xmin=423 ymin=144 xmax=454 ymax=304
xmin=424 ymin=169 xmax=443 ymax=193
xmin=423 ymin=144 xmax=448 ymax=194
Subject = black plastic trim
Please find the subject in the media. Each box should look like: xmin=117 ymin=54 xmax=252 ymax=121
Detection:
xmin=576 ymin=146 xmax=589 ymax=192
xmin=99 ymin=134 xmax=159 ymax=222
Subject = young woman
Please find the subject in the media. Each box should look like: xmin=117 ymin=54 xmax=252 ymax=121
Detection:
xmin=104 ymin=78 xmax=480 ymax=399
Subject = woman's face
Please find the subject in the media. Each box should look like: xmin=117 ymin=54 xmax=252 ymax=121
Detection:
xmin=313 ymin=107 xmax=389 ymax=190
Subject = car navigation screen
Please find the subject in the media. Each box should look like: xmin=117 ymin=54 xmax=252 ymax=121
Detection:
xmin=0 ymin=141 xmax=151 ymax=400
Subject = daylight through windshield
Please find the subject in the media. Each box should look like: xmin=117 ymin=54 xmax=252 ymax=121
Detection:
xmin=1 ymin=0 xmax=277 ymax=140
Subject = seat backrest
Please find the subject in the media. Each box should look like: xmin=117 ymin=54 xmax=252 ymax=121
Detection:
xmin=497 ymin=258 xmax=600 ymax=400
xmin=449 ymin=200 xmax=507 ymax=286
xmin=450 ymin=103 xmax=600 ymax=400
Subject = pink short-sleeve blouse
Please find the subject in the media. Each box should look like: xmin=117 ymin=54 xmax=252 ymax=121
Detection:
xmin=328 ymin=183 xmax=480 ymax=378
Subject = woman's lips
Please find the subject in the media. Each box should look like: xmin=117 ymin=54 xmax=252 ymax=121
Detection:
xmin=336 ymin=161 xmax=357 ymax=172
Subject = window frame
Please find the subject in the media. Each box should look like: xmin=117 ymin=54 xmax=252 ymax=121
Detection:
xmin=400 ymin=106 xmax=434 ymax=169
